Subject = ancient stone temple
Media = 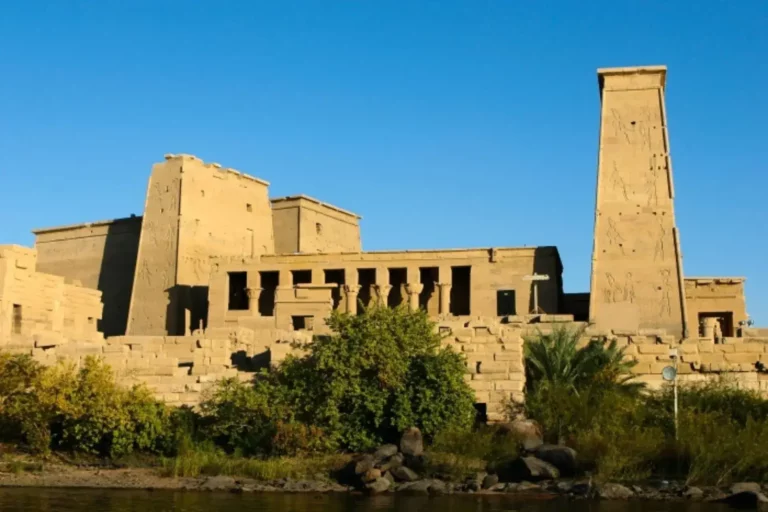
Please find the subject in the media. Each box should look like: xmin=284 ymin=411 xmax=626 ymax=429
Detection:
xmin=1 ymin=65 xmax=764 ymax=419
xmin=589 ymin=66 xmax=688 ymax=338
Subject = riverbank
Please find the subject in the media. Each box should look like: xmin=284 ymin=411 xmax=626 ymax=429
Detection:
xmin=0 ymin=457 xmax=764 ymax=507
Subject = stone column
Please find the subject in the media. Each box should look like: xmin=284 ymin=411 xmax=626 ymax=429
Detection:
xmin=375 ymin=284 xmax=392 ymax=306
xmin=344 ymin=285 xmax=361 ymax=315
xmin=438 ymin=283 xmax=452 ymax=315
xmin=246 ymin=287 xmax=262 ymax=315
xmin=406 ymin=283 xmax=424 ymax=311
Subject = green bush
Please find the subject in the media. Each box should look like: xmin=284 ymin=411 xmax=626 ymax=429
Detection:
xmin=201 ymin=306 xmax=477 ymax=454
xmin=0 ymin=354 xmax=174 ymax=458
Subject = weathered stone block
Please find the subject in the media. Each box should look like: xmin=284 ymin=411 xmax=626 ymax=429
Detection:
xmin=637 ymin=344 xmax=671 ymax=355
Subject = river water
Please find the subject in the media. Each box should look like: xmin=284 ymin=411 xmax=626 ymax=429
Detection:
xmin=0 ymin=489 xmax=737 ymax=512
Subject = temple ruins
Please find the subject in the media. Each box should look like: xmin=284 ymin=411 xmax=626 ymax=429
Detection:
xmin=0 ymin=65 xmax=764 ymax=421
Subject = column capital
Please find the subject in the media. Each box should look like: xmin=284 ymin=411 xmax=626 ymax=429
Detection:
xmin=245 ymin=287 xmax=262 ymax=298
xmin=343 ymin=284 xmax=362 ymax=294
xmin=405 ymin=283 xmax=424 ymax=295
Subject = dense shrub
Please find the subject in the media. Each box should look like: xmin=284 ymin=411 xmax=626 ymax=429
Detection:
xmin=200 ymin=305 xmax=476 ymax=454
xmin=0 ymin=354 xmax=174 ymax=458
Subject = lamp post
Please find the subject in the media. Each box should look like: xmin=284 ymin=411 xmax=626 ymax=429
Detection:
xmin=663 ymin=348 xmax=679 ymax=441
xmin=522 ymin=273 xmax=550 ymax=314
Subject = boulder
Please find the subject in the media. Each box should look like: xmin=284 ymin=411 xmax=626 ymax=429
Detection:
xmin=366 ymin=477 xmax=391 ymax=494
xmin=383 ymin=471 xmax=396 ymax=485
xmin=400 ymin=427 xmax=424 ymax=457
xmin=598 ymin=483 xmax=634 ymax=500
xmin=354 ymin=454 xmax=376 ymax=475
xmin=200 ymin=475 xmax=238 ymax=491
xmin=496 ymin=456 xmax=559 ymax=482
xmin=392 ymin=466 xmax=420 ymax=482
xmin=720 ymin=491 xmax=768 ymax=509
xmin=732 ymin=482 xmax=763 ymax=495
xmin=497 ymin=419 xmax=544 ymax=451
xmin=363 ymin=468 xmax=382 ymax=483
xmin=428 ymin=479 xmax=448 ymax=495
xmin=482 ymin=474 xmax=499 ymax=490
xmin=532 ymin=444 xmax=578 ymax=476
xmin=398 ymin=479 xmax=432 ymax=494
xmin=379 ymin=453 xmax=404 ymax=472
xmin=373 ymin=444 xmax=399 ymax=463
xmin=683 ymin=486 xmax=704 ymax=500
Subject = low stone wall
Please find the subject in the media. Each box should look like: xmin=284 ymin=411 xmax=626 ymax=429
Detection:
xmin=6 ymin=317 xmax=768 ymax=414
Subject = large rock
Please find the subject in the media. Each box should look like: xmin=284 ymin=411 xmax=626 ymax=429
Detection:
xmin=732 ymin=482 xmax=763 ymax=495
xmin=363 ymin=468 xmax=382 ymax=483
xmin=496 ymin=456 xmax=559 ymax=482
xmin=532 ymin=444 xmax=578 ymax=476
xmin=353 ymin=454 xmax=376 ymax=475
xmin=392 ymin=466 xmax=420 ymax=482
xmin=379 ymin=453 xmax=404 ymax=472
xmin=373 ymin=444 xmax=399 ymax=463
xmin=400 ymin=427 xmax=424 ymax=457
xmin=497 ymin=419 xmax=544 ymax=451
xmin=598 ymin=483 xmax=634 ymax=500
xmin=720 ymin=491 xmax=768 ymax=509
xmin=482 ymin=474 xmax=499 ymax=490
xmin=200 ymin=475 xmax=237 ymax=491
xmin=366 ymin=477 xmax=391 ymax=494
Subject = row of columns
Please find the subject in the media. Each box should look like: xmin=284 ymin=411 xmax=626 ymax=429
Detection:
xmin=239 ymin=267 xmax=456 ymax=317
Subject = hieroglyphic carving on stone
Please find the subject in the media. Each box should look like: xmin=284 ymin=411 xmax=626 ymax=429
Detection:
xmin=623 ymin=272 xmax=635 ymax=303
xmin=610 ymin=161 xmax=629 ymax=201
xmin=652 ymin=215 xmax=667 ymax=262
xmin=603 ymin=272 xmax=625 ymax=303
xmin=659 ymin=269 xmax=672 ymax=318
xmin=606 ymin=218 xmax=626 ymax=254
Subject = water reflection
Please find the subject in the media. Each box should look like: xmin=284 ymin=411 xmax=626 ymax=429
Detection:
xmin=0 ymin=488 xmax=736 ymax=512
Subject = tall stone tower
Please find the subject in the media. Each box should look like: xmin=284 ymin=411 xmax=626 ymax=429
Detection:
xmin=589 ymin=66 xmax=688 ymax=338
xmin=126 ymin=155 xmax=275 ymax=336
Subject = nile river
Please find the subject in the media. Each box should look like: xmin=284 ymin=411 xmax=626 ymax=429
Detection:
xmin=0 ymin=488 xmax=739 ymax=512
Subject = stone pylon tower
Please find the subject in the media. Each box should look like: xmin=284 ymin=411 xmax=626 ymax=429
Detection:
xmin=589 ymin=66 xmax=688 ymax=338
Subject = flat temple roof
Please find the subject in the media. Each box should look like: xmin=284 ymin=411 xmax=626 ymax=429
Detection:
xmin=32 ymin=215 xmax=142 ymax=235
xmin=270 ymin=194 xmax=361 ymax=219
xmin=685 ymin=276 xmax=746 ymax=283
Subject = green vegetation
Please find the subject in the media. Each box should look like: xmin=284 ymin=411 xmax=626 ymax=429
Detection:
xmin=517 ymin=325 xmax=768 ymax=485
xmin=0 ymin=306 xmax=476 ymax=479
xmin=425 ymin=425 xmax=520 ymax=481
xmin=199 ymin=305 xmax=476 ymax=454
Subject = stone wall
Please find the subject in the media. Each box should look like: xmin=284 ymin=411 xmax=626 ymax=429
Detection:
xmin=0 ymin=245 xmax=103 ymax=346
xmin=33 ymin=216 xmax=142 ymax=336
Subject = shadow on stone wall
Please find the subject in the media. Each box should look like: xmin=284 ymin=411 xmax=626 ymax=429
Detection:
xmin=97 ymin=218 xmax=141 ymax=336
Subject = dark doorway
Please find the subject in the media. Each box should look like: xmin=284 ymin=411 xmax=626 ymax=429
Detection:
xmin=358 ymin=268 xmax=376 ymax=313
xmin=324 ymin=269 xmax=345 ymax=310
xmin=388 ymin=268 xmax=407 ymax=308
xmin=419 ymin=267 xmax=439 ymax=314
xmin=292 ymin=270 xmax=312 ymax=286
xmin=497 ymin=290 xmax=517 ymax=316
xmin=227 ymin=272 xmax=248 ymax=310
xmin=699 ymin=312 xmax=734 ymax=337
xmin=259 ymin=271 xmax=279 ymax=316
xmin=292 ymin=315 xmax=313 ymax=331
xmin=12 ymin=304 xmax=21 ymax=334
xmin=450 ymin=266 xmax=471 ymax=315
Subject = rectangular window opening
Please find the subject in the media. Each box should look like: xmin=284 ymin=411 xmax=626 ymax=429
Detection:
xmin=12 ymin=304 xmax=22 ymax=334
xmin=292 ymin=315 xmax=314 ymax=331
xmin=227 ymin=272 xmax=249 ymax=311
xmin=419 ymin=267 xmax=439 ymax=314
xmin=357 ymin=268 xmax=376 ymax=313
xmin=292 ymin=270 xmax=312 ymax=286
xmin=324 ymin=269 xmax=345 ymax=310
xmin=450 ymin=266 xmax=471 ymax=315
xmin=258 ymin=271 xmax=279 ymax=316
xmin=497 ymin=290 xmax=517 ymax=316
xmin=388 ymin=268 xmax=407 ymax=308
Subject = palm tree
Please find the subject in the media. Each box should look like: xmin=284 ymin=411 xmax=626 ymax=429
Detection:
xmin=523 ymin=325 xmax=643 ymax=395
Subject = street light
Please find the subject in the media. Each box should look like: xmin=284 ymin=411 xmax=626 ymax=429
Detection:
xmin=523 ymin=273 xmax=550 ymax=314
xmin=662 ymin=348 xmax=679 ymax=440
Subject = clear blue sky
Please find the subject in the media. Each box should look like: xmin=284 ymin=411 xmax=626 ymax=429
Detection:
xmin=1 ymin=1 xmax=766 ymax=323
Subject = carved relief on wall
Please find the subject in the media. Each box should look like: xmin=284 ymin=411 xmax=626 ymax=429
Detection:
xmin=659 ymin=269 xmax=672 ymax=318
xmin=605 ymin=218 xmax=626 ymax=254
xmin=623 ymin=272 xmax=636 ymax=303
xmin=609 ymin=161 xmax=630 ymax=201
xmin=652 ymin=216 xmax=667 ymax=262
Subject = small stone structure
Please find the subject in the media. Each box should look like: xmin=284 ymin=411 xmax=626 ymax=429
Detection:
xmin=0 ymin=65 xmax=763 ymax=419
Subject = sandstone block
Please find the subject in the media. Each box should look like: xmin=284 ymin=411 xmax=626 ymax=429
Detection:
xmin=700 ymin=353 xmax=725 ymax=363
xmin=637 ymin=344 xmax=671 ymax=355
xmin=494 ymin=351 xmax=521 ymax=361
xmin=469 ymin=380 xmax=493 ymax=391
xmin=495 ymin=380 xmax=525 ymax=391
xmin=724 ymin=353 xmax=759 ymax=364
xmin=714 ymin=344 xmax=736 ymax=353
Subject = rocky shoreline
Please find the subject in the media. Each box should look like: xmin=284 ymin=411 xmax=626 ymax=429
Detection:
xmin=1 ymin=425 xmax=767 ymax=508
